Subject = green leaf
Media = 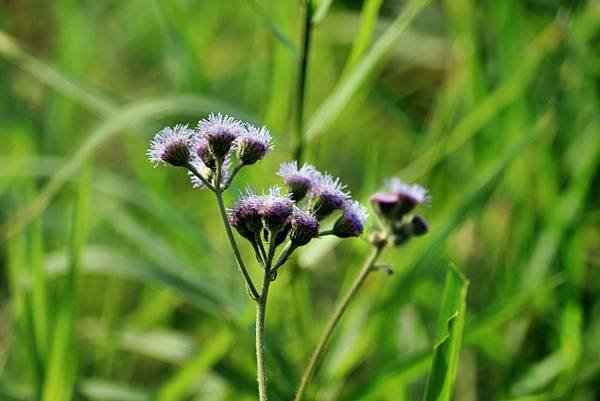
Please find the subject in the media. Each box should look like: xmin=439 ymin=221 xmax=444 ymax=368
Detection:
xmin=423 ymin=264 xmax=469 ymax=401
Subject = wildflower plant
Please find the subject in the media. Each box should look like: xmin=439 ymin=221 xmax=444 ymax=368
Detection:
xmin=147 ymin=114 xmax=430 ymax=401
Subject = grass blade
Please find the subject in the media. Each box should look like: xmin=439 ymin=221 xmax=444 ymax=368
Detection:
xmin=305 ymin=0 xmax=431 ymax=141
xmin=423 ymin=264 xmax=469 ymax=401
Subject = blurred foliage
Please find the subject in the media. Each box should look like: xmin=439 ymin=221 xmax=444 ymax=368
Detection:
xmin=0 ymin=0 xmax=599 ymax=400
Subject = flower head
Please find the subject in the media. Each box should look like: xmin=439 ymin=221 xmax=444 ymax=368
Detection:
xmin=147 ymin=124 xmax=193 ymax=167
xmin=290 ymin=207 xmax=319 ymax=246
xmin=278 ymin=161 xmax=318 ymax=201
xmin=386 ymin=178 xmax=430 ymax=216
xmin=310 ymin=172 xmax=350 ymax=219
xmin=236 ymin=124 xmax=273 ymax=165
xmin=197 ymin=113 xmax=244 ymax=159
xmin=370 ymin=178 xmax=430 ymax=221
xmin=333 ymin=200 xmax=368 ymax=238
xmin=259 ymin=186 xmax=294 ymax=233
xmin=229 ymin=189 xmax=263 ymax=239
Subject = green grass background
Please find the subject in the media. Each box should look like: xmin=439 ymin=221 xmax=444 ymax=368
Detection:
xmin=1 ymin=0 xmax=599 ymax=400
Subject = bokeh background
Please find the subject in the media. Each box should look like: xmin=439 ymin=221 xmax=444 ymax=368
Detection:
xmin=1 ymin=0 xmax=599 ymax=400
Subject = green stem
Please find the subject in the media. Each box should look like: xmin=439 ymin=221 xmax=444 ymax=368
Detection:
xmin=214 ymin=190 xmax=259 ymax=300
xmin=256 ymin=235 xmax=278 ymax=401
xmin=270 ymin=242 xmax=297 ymax=279
xmin=185 ymin=162 xmax=215 ymax=191
xmin=222 ymin=163 xmax=244 ymax=190
xmin=256 ymin=273 xmax=270 ymax=401
xmin=293 ymin=1 xmax=314 ymax=163
xmin=294 ymin=244 xmax=385 ymax=401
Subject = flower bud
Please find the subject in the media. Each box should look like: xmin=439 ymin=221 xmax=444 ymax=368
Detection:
xmin=229 ymin=191 xmax=263 ymax=240
xmin=410 ymin=214 xmax=429 ymax=236
xmin=236 ymin=125 xmax=273 ymax=165
xmin=197 ymin=113 xmax=243 ymax=159
xmin=370 ymin=192 xmax=401 ymax=220
xmin=311 ymin=173 xmax=350 ymax=220
xmin=278 ymin=161 xmax=318 ymax=201
xmin=332 ymin=200 xmax=368 ymax=238
xmin=290 ymin=207 xmax=319 ymax=246
xmin=259 ymin=187 xmax=294 ymax=233
xmin=147 ymin=124 xmax=193 ymax=167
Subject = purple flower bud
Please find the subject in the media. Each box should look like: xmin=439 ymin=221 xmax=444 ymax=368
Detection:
xmin=311 ymin=172 xmax=350 ymax=220
xmin=229 ymin=190 xmax=263 ymax=240
xmin=147 ymin=124 xmax=193 ymax=167
xmin=333 ymin=200 xmax=368 ymax=238
xmin=273 ymin=219 xmax=291 ymax=247
xmin=410 ymin=214 xmax=429 ymax=236
xmin=370 ymin=192 xmax=401 ymax=220
xmin=290 ymin=207 xmax=319 ymax=246
xmin=278 ymin=161 xmax=318 ymax=201
xmin=386 ymin=178 xmax=429 ymax=217
xmin=259 ymin=187 xmax=294 ymax=233
xmin=236 ymin=124 xmax=273 ymax=165
xmin=197 ymin=113 xmax=243 ymax=159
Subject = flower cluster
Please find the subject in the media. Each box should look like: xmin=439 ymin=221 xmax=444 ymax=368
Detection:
xmin=147 ymin=113 xmax=273 ymax=189
xmin=370 ymin=178 xmax=430 ymax=245
xmin=229 ymin=162 xmax=368 ymax=259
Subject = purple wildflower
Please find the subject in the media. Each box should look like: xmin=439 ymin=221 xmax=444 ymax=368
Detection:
xmin=229 ymin=189 xmax=263 ymax=240
xmin=147 ymin=124 xmax=193 ymax=167
xmin=197 ymin=113 xmax=244 ymax=159
xmin=370 ymin=179 xmax=430 ymax=221
xmin=311 ymin=172 xmax=350 ymax=219
xmin=278 ymin=161 xmax=318 ymax=201
xmin=386 ymin=178 xmax=430 ymax=216
xmin=259 ymin=187 xmax=294 ymax=233
xmin=333 ymin=200 xmax=368 ymax=238
xmin=290 ymin=207 xmax=319 ymax=246
xmin=236 ymin=124 xmax=273 ymax=165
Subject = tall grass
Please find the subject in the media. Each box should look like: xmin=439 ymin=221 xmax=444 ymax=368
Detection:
xmin=1 ymin=1 xmax=599 ymax=400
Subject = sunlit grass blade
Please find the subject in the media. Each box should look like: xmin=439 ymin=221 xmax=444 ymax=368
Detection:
xmin=155 ymin=329 xmax=234 ymax=401
xmin=0 ymin=30 xmax=115 ymax=115
xmin=341 ymin=0 xmax=384 ymax=74
xmin=305 ymin=0 xmax=431 ymax=141
xmin=42 ymin=165 xmax=91 ymax=401
xmin=422 ymin=264 xmax=469 ymax=401
xmin=246 ymin=0 xmax=297 ymax=55
xmin=399 ymin=22 xmax=564 ymax=181
xmin=352 ymin=274 xmax=563 ymax=401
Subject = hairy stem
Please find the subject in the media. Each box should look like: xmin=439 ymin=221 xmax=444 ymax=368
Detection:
xmin=214 ymin=190 xmax=259 ymax=300
xmin=293 ymin=1 xmax=314 ymax=163
xmin=256 ymin=273 xmax=270 ymax=401
xmin=256 ymin=235 xmax=278 ymax=401
xmin=294 ymin=244 xmax=385 ymax=401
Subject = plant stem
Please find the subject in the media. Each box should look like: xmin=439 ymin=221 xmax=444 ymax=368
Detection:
xmin=294 ymin=244 xmax=385 ymax=401
xmin=293 ymin=1 xmax=314 ymax=163
xmin=214 ymin=190 xmax=259 ymax=300
xmin=256 ymin=273 xmax=271 ymax=401
xmin=256 ymin=235 xmax=278 ymax=401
